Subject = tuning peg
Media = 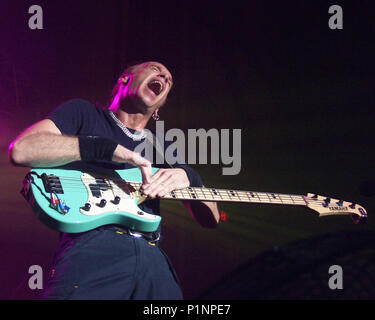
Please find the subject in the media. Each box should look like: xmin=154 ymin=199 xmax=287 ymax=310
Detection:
xmin=323 ymin=197 xmax=330 ymax=207
xmin=336 ymin=200 xmax=343 ymax=206
xmin=349 ymin=203 xmax=356 ymax=209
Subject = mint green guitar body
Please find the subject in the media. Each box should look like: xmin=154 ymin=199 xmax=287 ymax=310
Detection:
xmin=22 ymin=167 xmax=161 ymax=233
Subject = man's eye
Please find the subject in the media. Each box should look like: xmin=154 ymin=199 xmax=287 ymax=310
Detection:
xmin=150 ymin=66 xmax=159 ymax=72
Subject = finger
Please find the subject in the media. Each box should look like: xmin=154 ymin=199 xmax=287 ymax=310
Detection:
xmin=143 ymin=174 xmax=171 ymax=198
xmin=157 ymin=187 xmax=170 ymax=198
xmin=151 ymin=182 xmax=171 ymax=198
xmin=140 ymin=164 xmax=152 ymax=185
xmin=142 ymin=169 xmax=167 ymax=191
xmin=148 ymin=169 xmax=166 ymax=185
xmin=130 ymin=152 xmax=152 ymax=185
xmin=145 ymin=175 xmax=174 ymax=198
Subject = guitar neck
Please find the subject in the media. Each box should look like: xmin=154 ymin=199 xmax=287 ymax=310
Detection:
xmin=131 ymin=183 xmax=307 ymax=206
xmin=166 ymin=187 xmax=308 ymax=206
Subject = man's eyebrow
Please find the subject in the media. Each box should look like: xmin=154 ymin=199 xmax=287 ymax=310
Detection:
xmin=149 ymin=64 xmax=162 ymax=71
xmin=150 ymin=64 xmax=173 ymax=84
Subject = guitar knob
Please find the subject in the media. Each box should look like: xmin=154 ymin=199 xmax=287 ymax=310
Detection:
xmin=99 ymin=199 xmax=107 ymax=208
xmin=82 ymin=203 xmax=91 ymax=211
xmin=113 ymin=196 xmax=121 ymax=205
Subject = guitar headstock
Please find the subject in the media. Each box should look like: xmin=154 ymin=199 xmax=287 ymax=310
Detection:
xmin=304 ymin=193 xmax=367 ymax=224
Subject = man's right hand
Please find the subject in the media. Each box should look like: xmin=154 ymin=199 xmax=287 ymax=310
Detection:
xmin=112 ymin=145 xmax=153 ymax=186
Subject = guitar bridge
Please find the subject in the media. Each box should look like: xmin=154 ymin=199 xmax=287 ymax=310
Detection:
xmin=41 ymin=174 xmax=64 ymax=194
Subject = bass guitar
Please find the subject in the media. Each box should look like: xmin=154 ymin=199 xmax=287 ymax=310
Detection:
xmin=21 ymin=167 xmax=367 ymax=233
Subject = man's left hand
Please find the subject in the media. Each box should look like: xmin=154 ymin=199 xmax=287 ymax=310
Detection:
xmin=141 ymin=168 xmax=190 ymax=198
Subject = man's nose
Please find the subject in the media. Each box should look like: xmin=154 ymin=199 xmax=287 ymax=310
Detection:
xmin=159 ymin=73 xmax=170 ymax=83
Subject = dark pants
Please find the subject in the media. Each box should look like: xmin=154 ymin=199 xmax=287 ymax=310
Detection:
xmin=42 ymin=227 xmax=183 ymax=300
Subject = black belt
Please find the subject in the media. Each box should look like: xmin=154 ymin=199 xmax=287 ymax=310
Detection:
xmin=101 ymin=225 xmax=160 ymax=243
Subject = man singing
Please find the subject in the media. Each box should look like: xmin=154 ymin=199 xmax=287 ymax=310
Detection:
xmin=9 ymin=61 xmax=220 ymax=299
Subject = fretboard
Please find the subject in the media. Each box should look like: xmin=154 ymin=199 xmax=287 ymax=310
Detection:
xmin=130 ymin=183 xmax=307 ymax=206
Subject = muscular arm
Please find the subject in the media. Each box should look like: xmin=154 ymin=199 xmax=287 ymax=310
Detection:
xmin=9 ymin=119 xmax=153 ymax=183
xmin=9 ymin=120 xmax=80 ymax=167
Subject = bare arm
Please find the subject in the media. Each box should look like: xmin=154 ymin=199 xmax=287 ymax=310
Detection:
xmin=9 ymin=119 xmax=80 ymax=167
xmin=9 ymin=119 xmax=153 ymax=183
xmin=183 ymin=200 xmax=220 ymax=228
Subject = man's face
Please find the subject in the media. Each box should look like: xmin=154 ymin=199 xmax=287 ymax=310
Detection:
xmin=123 ymin=61 xmax=173 ymax=112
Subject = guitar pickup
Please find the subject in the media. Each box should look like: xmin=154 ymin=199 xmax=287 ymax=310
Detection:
xmin=88 ymin=178 xmax=109 ymax=198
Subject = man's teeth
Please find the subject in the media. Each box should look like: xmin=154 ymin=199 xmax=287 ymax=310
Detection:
xmin=149 ymin=80 xmax=163 ymax=95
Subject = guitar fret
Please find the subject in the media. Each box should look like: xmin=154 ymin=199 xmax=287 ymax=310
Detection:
xmin=197 ymin=188 xmax=210 ymax=200
xmin=212 ymin=188 xmax=223 ymax=200
xmin=225 ymin=189 xmax=233 ymax=200
xmin=289 ymin=194 xmax=295 ymax=204
xmin=247 ymin=191 xmax=256 ymax=202
xmin=245 ymin=191 xmax=253 ymax=202
xmin=255 ymin=193 xmax=268 ymax=203
xmin=291 ymin=195 xmax=306 ymax=204
xmin=235 ymin=191 xmax=249 ymax=201
xmin=210 ymin=189 xmax=221 ymax=200
xmin=268 ymin=193 xmax=283 ymax=204
xmin=200 ymin=188 xmax=213 ymax=200
xmin=275 ymin=193 xmax=284 ymax=204
xmin=175 ymin=189 xmax=187 ymax=199
xmin=279 ymin=195 xmax=295 ymax=204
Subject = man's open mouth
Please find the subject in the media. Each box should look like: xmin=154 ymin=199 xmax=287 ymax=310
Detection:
xmin=147 ymin=80 xmax=164 ymax=96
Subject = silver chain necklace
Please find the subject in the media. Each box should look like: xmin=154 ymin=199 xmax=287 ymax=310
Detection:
xmin=109 ymin=111 xmax=146 ymax=141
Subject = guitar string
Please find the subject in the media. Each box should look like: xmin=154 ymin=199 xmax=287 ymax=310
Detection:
xmin=53 ymin=187 xmax=308 ymax=204
xmin=46 ymin=189 xmax=341 ymax=208
xmin=57 ymin=177 xmax=305 ymax=200
xmin=40 ymin=174 xmax=352 ymax=207
xmin=58 ymin=186 xmax=303 ymax=204
xmin=54 ymin=182 xmax=306 ymax=202
xmin=47 ymin=178 xmax=322 ymax=204
xmin=41 ymin=177 xmax=332 ymax=206
xmin=50 ymin=176 xmax=330 ymax=204
xmin=47 ymin=175 xmax=308 ymax=200
xmin=45 ymin=186 xmax=343 ymax=206
xmin=51 ymin=182 xmax=306 ymax=202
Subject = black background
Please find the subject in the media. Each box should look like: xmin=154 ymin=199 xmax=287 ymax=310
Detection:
xmin=0 ymin=0 xmax=374 ymax=300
